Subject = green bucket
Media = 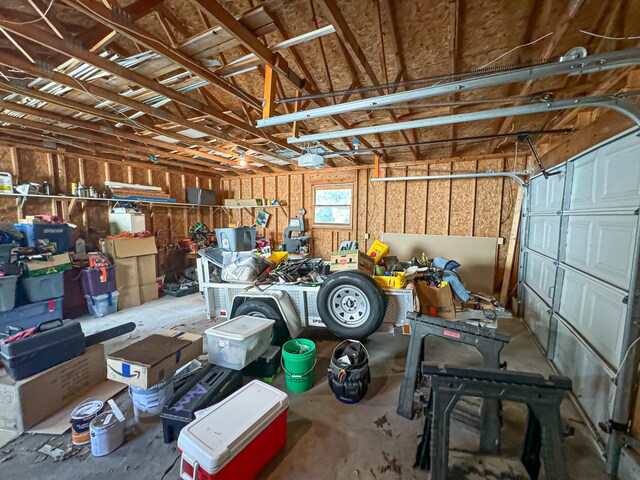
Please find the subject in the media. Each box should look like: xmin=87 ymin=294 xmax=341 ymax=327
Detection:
xmin=281 ymin=338 xmax=316 ymax=393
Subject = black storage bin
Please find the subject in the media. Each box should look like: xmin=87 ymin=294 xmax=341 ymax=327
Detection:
xmin=0 ymin=297 xmax=63 ymax=331
xmin=244 ymin=345 xmax=281 ymax=379
xmin=0 ymin=319 xmax=85 ymax=380
xmin=160 ymin=364 xmax=241 ymax=443
xmin=186 ymin=187 xmax=216 ymax=206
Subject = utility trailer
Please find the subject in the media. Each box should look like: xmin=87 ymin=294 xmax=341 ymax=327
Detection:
xmin=197 ymin=256 xmax=414 ymax=342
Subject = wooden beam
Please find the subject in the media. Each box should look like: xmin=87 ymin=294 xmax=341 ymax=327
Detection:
xmin=0 ymin=49 xmax=297 ymax=164
xmin=488 ymin=0 xmax=585 ymax=152
xmin=263 ymin=65 xmax=277 ymax=119
xmin=499 ymin=186 xmax=523 ymax=305
xmin=0 ymin=99 xmax=267 ymax=173
xmin=191 ymin=0 xmax=305 ymax=90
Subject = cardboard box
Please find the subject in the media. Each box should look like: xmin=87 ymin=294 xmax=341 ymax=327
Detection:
xmin=104 ymin=237 xmax=158 ymax=309
xmin=109 ymin=212 xmax=147 ymax=235
xmin=0 ymin=345 xmax=106 ymax=432
xmin=415 ymin=282 xmax=456 ymax=320
xmin=24 ymin=253 xmax=72 ymax=277
xmin=106 ymin=330 xmax=203 ymax=389
xmin=330 ymin=250 xmax=374 ymax=274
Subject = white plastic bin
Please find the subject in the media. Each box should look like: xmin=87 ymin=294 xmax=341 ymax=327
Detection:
xmin=205 ymin=315 xmax=274 ymax=370
xmin=85 ymin=291 xmax=119 ymax=318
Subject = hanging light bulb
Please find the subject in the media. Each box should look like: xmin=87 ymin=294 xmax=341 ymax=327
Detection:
xmin=238 ymin=150 xmax=247 ymax=166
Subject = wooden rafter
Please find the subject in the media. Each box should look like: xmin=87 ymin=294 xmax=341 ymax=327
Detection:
xmin=487 ymin=0 xmax=585 ymax=152
xmin=0 ymin=99 xmax=268 ymax=173
xmin=319 ymin=0 xmax=417 ymax=159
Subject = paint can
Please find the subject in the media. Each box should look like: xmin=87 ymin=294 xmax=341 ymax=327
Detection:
xmin=129 ymin=376 xmax=174 ymax=422
xmin=90 ymin=411 xmax=125 ymax=457
xmin=0 ymin=172 xmax=12 ymax=194
xmin=71 ymin=399 xmax=105 ymax=446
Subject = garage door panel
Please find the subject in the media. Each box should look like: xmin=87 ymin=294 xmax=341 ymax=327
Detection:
xmin=564 ymin=215 xmax=637 ymax=290
xmin=553 ymin=318 xmax=614 ymax=433
xmin=524 ymin=251 xmax=557 ymax=305
xmin=570 ymin=136 xmax=640 ymax=210
xmin=526 ymin=215 xmax=560 ymax=258
xmin=557 ymin=268 xmax=627 ymax=369
xmin=529 ymin=171 xmax=565 ymax=214
xmin=523 ymin=286 xmax=551 ymax=351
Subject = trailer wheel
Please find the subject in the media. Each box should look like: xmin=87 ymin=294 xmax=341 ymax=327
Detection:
xmin=234 ymin=300 xmax=291 ymax=347
xmin=318 ymin=270 xmax=386 ymax=340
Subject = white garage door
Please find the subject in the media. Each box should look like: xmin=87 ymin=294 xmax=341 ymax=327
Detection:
xmin=523 ymin=129 xmax=640 ymax=440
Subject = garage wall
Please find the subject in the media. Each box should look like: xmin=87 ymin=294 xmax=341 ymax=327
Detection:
xmin=523 ymin=128 xmax=640 ymax=442
xmin=0 ymin=146 xmax=220 ymax=245
xmin=216 ymin=154 xmax=527 ymax=286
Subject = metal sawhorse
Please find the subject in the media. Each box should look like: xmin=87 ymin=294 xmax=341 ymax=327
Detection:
xmin=418 ymin=364 xmax=572 ymax=480
xmin=397 ymin=311 xmax=510 ymax=454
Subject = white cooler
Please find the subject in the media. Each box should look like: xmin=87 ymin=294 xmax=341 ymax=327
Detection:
xmin=178 ymin=380 xmax=289 ymax=480
xmin=205 ymin=315 xmax=274 ymax=370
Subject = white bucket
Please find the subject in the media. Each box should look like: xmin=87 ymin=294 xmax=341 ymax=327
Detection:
xmin=129 ymin=377 xmax=174 ymax=422
xmin=0 ymin=172 xmax=12 ymax=194
xmin=90 ymin=411 xmax=125 ymax=457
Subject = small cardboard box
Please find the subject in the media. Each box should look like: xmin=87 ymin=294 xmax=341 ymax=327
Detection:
xmin=330 ymin=250 xmax=374 ymax=274
xmin=415 ymin=282 xmax=456 ymax=320
xmin=0 ymin=345 xmax=106 ymax=432
xmin=24 ymin=253 xmax=72 ymax=277
xmin=104 ymin=237 xmax=158 ymax=309
xmin=223 ymin=199 xmax=259 ymax=207
xmin=106 ymin=330 xmax=203 ymax=389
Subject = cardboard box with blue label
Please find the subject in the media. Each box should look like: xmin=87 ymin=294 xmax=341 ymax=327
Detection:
xmin=106 ymin=330 xmax=202 ymax=389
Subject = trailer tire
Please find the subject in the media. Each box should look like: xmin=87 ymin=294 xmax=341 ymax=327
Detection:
xmin=234 ymin=300 xmax=291 ymax=347
xmin=318 ymin=270 xmax=386 ymax=340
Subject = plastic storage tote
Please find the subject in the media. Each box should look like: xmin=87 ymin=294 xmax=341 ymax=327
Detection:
xmin=0 ymin=297 xmax=63 ymax=330
xmin=85 ymin=291 xmax=119 ymax=318
xmin=80 ymin=265 xmax=116 ymax=296
xmin=205 ymin=315 xmax=274 ymax=370
xmin=14 ymin=223 xmax=72 ymax=253
xmin=0 ymin=242 xmax=17 ymax=264
xmin=20 ymin=271 xmax=64 ymax=302
xmin=214 ymin=227 xmax=256 ymax=252
xmin=0 ymin=275 xmax=18 ymax=312
xmin=177 ymin=380 xmax=288 ymax=480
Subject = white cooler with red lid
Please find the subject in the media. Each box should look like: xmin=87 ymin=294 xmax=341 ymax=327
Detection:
xmin=178 ymin=380 xmax=289 ymax=480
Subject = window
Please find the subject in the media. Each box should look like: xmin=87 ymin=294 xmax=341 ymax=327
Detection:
xmin=313 ymin=184 xmax=353 ymax=227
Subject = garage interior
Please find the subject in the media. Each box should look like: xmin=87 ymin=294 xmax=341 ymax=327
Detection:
xmin=0 ymin=0 xmax=639 ymax=479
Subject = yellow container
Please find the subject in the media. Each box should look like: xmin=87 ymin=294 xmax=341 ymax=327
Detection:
xmin=367 ymin=240 xmax=389 ymax=265
xmin=373 ymin=272 xmax=406 ymax=289
xmin=268 ymin=251 xmax=289 ymax=266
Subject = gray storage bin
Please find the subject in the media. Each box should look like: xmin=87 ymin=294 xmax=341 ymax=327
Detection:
xmin=0 ymin=297 xmax=63 ymax=330
xmin=20 ymin=271 xmax=65 ymax=302
xmin=0 ymin=275 xmax=18 ymax=312
xmin=187 ymin=188 xmax=216 ymax=206
xmin=215 ymin=227 xmax=256 ymax=252
xmin=0 ymin=243 xmax=17 ymax=264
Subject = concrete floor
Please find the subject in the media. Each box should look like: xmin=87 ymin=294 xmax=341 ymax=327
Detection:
xmin=0 ymin=294 xmax=609 ymax=479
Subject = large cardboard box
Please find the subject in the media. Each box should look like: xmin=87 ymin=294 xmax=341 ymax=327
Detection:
xmin=415 ymin=282 xmax=456 ymax=320
xmin=106 ymin=330 xmax=203 ymax=389
xmin=104 ymin=237 xmax=158 ymax=309
xmin=0 ymin=345 xmax=106 ymax=432
xmin=109 ymin=212 xmax=146 ymax=235
xmin=330 ymin=250 xmax=374 ymax=274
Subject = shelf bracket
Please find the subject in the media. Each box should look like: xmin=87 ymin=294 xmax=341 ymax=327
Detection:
xmin=68 ymin=197 xmax=79 ymax=217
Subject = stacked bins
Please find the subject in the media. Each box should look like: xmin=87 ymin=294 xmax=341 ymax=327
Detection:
xmin=81 ymin=265 xmax=118 ymax=317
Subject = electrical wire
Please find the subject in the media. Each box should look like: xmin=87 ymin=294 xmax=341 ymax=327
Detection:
xmin=0 ymin=0 xmax=55 ymax=25
xmin=579 ymin=30 xmax=640 ymax=40
xmin=613 ymin=336 xmax=640 ymax=385
xmin=477 ymin=32 xmax=554 ymax=70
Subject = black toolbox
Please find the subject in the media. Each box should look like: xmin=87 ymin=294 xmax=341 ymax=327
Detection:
xmin=0 ymin=319 xmax=84 ymax=380
xmin=244 ymin=345 xmax=282 ymax=380
xmin=0 ymin=320 xmax=135 ymax=380
xmin=160 ymin=364 xmax=242 ymax=443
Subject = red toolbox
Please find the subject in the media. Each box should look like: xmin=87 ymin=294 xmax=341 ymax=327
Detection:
xmin=178 ymin=380 xmax=288 ymax=480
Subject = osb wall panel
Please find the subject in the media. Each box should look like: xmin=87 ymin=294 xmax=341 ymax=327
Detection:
xmin=216 ymin=158 xmax=524 ymax=290
xmin=0 ymin=147 xmax=220 ymax=260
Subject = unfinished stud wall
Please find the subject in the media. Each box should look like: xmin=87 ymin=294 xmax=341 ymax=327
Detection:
xmin=216 ymin=155 xmax=528 ymax=289
xmin=0 ymin=146 xmax=220 ymax=250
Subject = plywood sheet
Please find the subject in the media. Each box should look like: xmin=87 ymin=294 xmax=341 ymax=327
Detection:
xmin=357 ymin=169 xmax=369 ymax=249
xmin=381 ymin=233 xmax=498 ymax=293
xmin=449 ymin=160 xmax=476 ymax=236
xmin=474 ymin=158 xmax=504 ymax=237
xmin=426 ymin=164 xmax=451 ymax=235
xmin=405 ymin=166 xmax=428 ymax=235
xmin=384 ymin=167 xmax=406 ymax=234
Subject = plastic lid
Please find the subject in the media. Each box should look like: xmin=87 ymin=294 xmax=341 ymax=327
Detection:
xmin=205 ymin=315 xmax=274 ymax=341
xmin=178 ymin=380 xmax=288 ymax=473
